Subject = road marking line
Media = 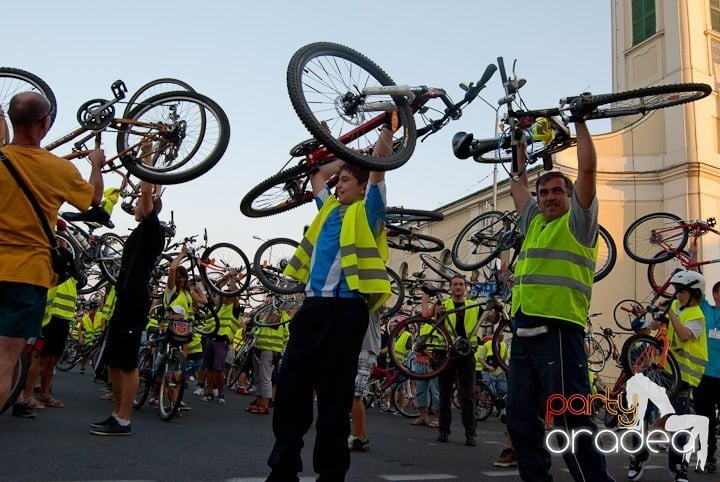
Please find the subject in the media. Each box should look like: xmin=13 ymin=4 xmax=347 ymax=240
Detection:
xmin=480 ymin=470 xmax=520 ymax=477
xmin=378 ymin=475 xmax=458 ymax=481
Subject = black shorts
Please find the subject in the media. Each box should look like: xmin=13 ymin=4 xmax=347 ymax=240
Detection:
xmin=103 ymin=322 xmax=143 ymax=371
xmin=40 ymin=316 xmax=71 ymax=357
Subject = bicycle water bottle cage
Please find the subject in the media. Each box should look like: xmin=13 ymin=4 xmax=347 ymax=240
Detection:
xmin=111 ymin=80 xmax=127 ymax=100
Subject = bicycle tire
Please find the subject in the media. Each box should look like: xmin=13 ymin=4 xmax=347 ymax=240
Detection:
xmin=646 ymin=249 xmax=695 ymax=299
xmin=240 ymin=164 xmax=313 ymax=218
xmin=388 ymin=316 xmax=452 ymax=380
xmin=594 ymin=224 xmax=617 ymax=283
xmin=97 ymin=233 xmax=125 ymax=285
xmin=593 ymin=331 xmax=614 ymax=362
xmin=117 ymin=91 xmax=230 ymax=184
xmin=133 ymin=348 xmax=153 ymax=409
xmin=287 ymin=42 xmax=416 ymax=171
xmin=419 ymin=253 xmax=461 ymax=282
xmin=385 ymin=207 xmax=444 ymax=224
xmin=620 ymin=333 xmax=681 ymax=399
xmin=393 ymin=379 xmax=421 ymax=418
xmin=451 ymin=211 xmax=505 ymax=271
xmin=199 ymin=242 xmax=252 ymax=297
xmin=387 ymin=226 xmax=444 ymax=253
xmin=380 ymin=267 xmax=405 ymax=319
xmin=158 ymin=350 xmax=187 ymax=421
xmin=252 ymin=237 xmax=305 ymax=295
xmin=585 ymin=336 xmax=606 ymax=373
xmin=491 ymin=317 xmax=513 ymax=374
xmin=193 ymin=301 xmax=220 ymax=336
xmin=0 ymin=67 xmax=57 ymax=139
xmin=574 ymin=83 xmax=712 ymax=121
xmin=1 ymin=349 xmax=29 ymax=414
xmin=474 ymin=381 xmax=494 ymax=421
xmin=252 ymin=297 xmax=303 ymax=327
xmin=123 ymin=78 xmax=195 ymax=117
xmin=55 ymin=338 xmax=80 ymax=372
xmin=225 ymin=341 xmax=255 ymax=389
xmin=623 ymin=212 xmax=688 ymax=264
xmin=613 ymin=298 xmax=645 ymax=332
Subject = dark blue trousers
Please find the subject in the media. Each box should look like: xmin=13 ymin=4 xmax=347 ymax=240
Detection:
xmin=507 ymin=326 xmax=615 ymax=482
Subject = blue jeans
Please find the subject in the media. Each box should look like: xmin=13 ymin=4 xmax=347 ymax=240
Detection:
xmin=411 ymin=357 xmax=439 ymax=410
xmin=507 ymin=326 xmax=614 ymax=482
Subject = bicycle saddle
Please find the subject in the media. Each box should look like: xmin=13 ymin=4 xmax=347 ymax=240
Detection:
xmin=61 ymin=205 xmax=115 ymax=229
xmin=420 ymin=284 xmax=446 ymax=296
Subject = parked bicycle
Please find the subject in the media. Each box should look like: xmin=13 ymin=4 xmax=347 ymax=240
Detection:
xmin=240 ymin=41 xmax=497 ymax=218
xmin=363 ymin=364 xmax=420 ymax=419
xmin=56 ymin=330 xmax=105 ymax=373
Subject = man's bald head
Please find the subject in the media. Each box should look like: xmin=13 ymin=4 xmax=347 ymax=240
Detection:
xmin=8 ymin=92 xmax=53 ymax=127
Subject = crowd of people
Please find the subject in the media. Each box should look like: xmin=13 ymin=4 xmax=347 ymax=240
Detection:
xmin=1 ymin=88 xmax=719 ymax=482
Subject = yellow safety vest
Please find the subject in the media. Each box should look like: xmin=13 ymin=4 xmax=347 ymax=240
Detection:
xmin=101 ymin=286 xmax=116 ymax=321
xmin=217 ymin=303 xmax=241 ymax=339
xmin=81 ymin=312 xmax=104 ymax=340
xmin=232 ymin=326 xmax=245 ymax=350
xmin=187 ymin=332 xmax=203 ymax=354
xmin=667 ymin=300 xmax=708 ymax=387
xmin=393 ymin=331 xmax=412 ymax=363
xmin=255 ymin=322 xmax=289 ymax=353
xmin=442 ymin=298 xmax=480 ymax=343
xmin=476 ymin=339 xmax=507 ymax=371
xmin=512 ymin=210 xmax=598 ymax=327
xmin=284 ymin=195 xmax=391 ymax=311
xmin=101 ymin=187 xmax=121 ymax=217
xmin=43 ymin=278 xmax=77 ymax=326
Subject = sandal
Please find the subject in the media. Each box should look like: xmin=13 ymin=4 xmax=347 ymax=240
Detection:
xmin=428 ymin=420 xmax=439 ymax=428
xmin=410 ymin=418 xmax=428 ymax=426
xmin=248 ymin=405 xmax=270 ymax=415
xmin=25 ymin=398 xmax=46 ymax=410
xmin=38 ymin=396 xmax=64 ymax=408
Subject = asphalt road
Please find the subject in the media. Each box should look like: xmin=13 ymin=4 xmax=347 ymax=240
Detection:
xmin=0 ymin=367 xmax=699 ymax=481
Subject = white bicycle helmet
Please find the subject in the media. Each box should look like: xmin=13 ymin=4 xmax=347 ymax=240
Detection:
xmin=669 ymin=270 xmax=705 ymax=293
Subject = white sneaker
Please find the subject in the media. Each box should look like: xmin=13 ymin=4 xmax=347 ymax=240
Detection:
xmin=193 ymin=387 xmax=204 ymax=396
xmin=628 ymin=455 xmax=645 ymax=481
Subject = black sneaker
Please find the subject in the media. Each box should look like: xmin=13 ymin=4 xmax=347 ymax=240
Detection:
xmin=90 ymin=416 xmax=116 ymax=429
xmin=627 ymin=455 xmax=645 ymax=481
xmin=465 ymin=435 xmax=478 ymax=446
xmin=11 ymin=402 xmax=36 ymax=419
xmin=437 ymin=433 xmax=449 ymax=443
xmin=673 ymin=463 xmax=688 ymax=482
xmin=89 ymin=417 xmax=131 ymax=436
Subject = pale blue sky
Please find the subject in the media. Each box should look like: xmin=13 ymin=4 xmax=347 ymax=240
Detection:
xmin=4 ymin=0 xmax=611 ymax=257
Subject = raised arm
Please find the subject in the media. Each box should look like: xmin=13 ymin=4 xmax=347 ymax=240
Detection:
xmin=572 ymin=121 xmax=597 ymax=209
xmin=509 ymin=135 xmax=532 ymax=213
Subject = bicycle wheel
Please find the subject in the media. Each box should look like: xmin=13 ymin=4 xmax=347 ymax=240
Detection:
xmin=593 ymin=330 xmax=614 ymax=361
xmin=419 ymin=253 xmax=461 ymax=282
xmin=491 ymin=317 xmax=513 ymax=374
xmin=388 ymin=316 xmax=452 ymax=380
xmin=97 ymin=233 xmax=124 ymax=285
xmin=199 ymin=242 xmax=252 ymax=296
xmin=287 ymin=42 xmax=416 ymax=171
xmin=158 ymin=350 xmax=187 ymax=421
xmin=623 ymin=212 xmax=688 ymax=263
xmin=1 ymin=349 xmax=29 ymax=414
xmin=594 ymin=224 xmax=616 ymax=283
xmin=474 ymin=381 xmax=494 ymax=421
xmin=118 ymin=91 xmax=230 ymax=184
xmin=133 ymin=348 xmax=153 ymax=409
xmin=620 ymin=334 xmax=681 ymax=399
xmin=613 ymin=298 xmax=645 ymax=331
xmin=240 ymin=165 xmax=313 ymax=218
xmin=451 ymin=211 xmax=505 ymax=271
xmin=123 ymin=78 xmax=195 ymax=117
xmin=225 ymin=342 xmax=254 ymax=389
xmin=252 ymin=297 xmax=303 ymax=327
xmin=0 ymin=67 xmax=57 ymax=141
xmin=380 ymin=267 xmax=405 ymax=319
xmin=387 ymin=226 xmax=444 ymax=253
xmin=575 ymin=83 xmax=712 ymax=121
xmin=55 ymin=338 xmax=80 ymax=372
xmin=646 ymin=249 xmax=693 ymax=299
xmin=253 ymin=237 xmax=304 ymax=295
xmin=393 ymin=379 xmax=420 ymax=418
xmin=193 ymin=301 xmax=220 ymax=336
xmin=585 ymin=336 xmax=606 ymax=373
xmin=385 ymin=207 xmax=444 ymax=224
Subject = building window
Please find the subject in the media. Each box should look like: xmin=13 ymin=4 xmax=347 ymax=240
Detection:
xmin=712 ymin=0 xmax=720 ymax=32
xmin=632 ymin=0 xmax=656 ymax=45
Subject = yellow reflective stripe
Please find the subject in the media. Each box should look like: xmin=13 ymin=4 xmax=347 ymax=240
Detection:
xmin=515 ymin=274 xmax=592 ymax=298
xmin=519 ymin=248 xmax=596 ymax=271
